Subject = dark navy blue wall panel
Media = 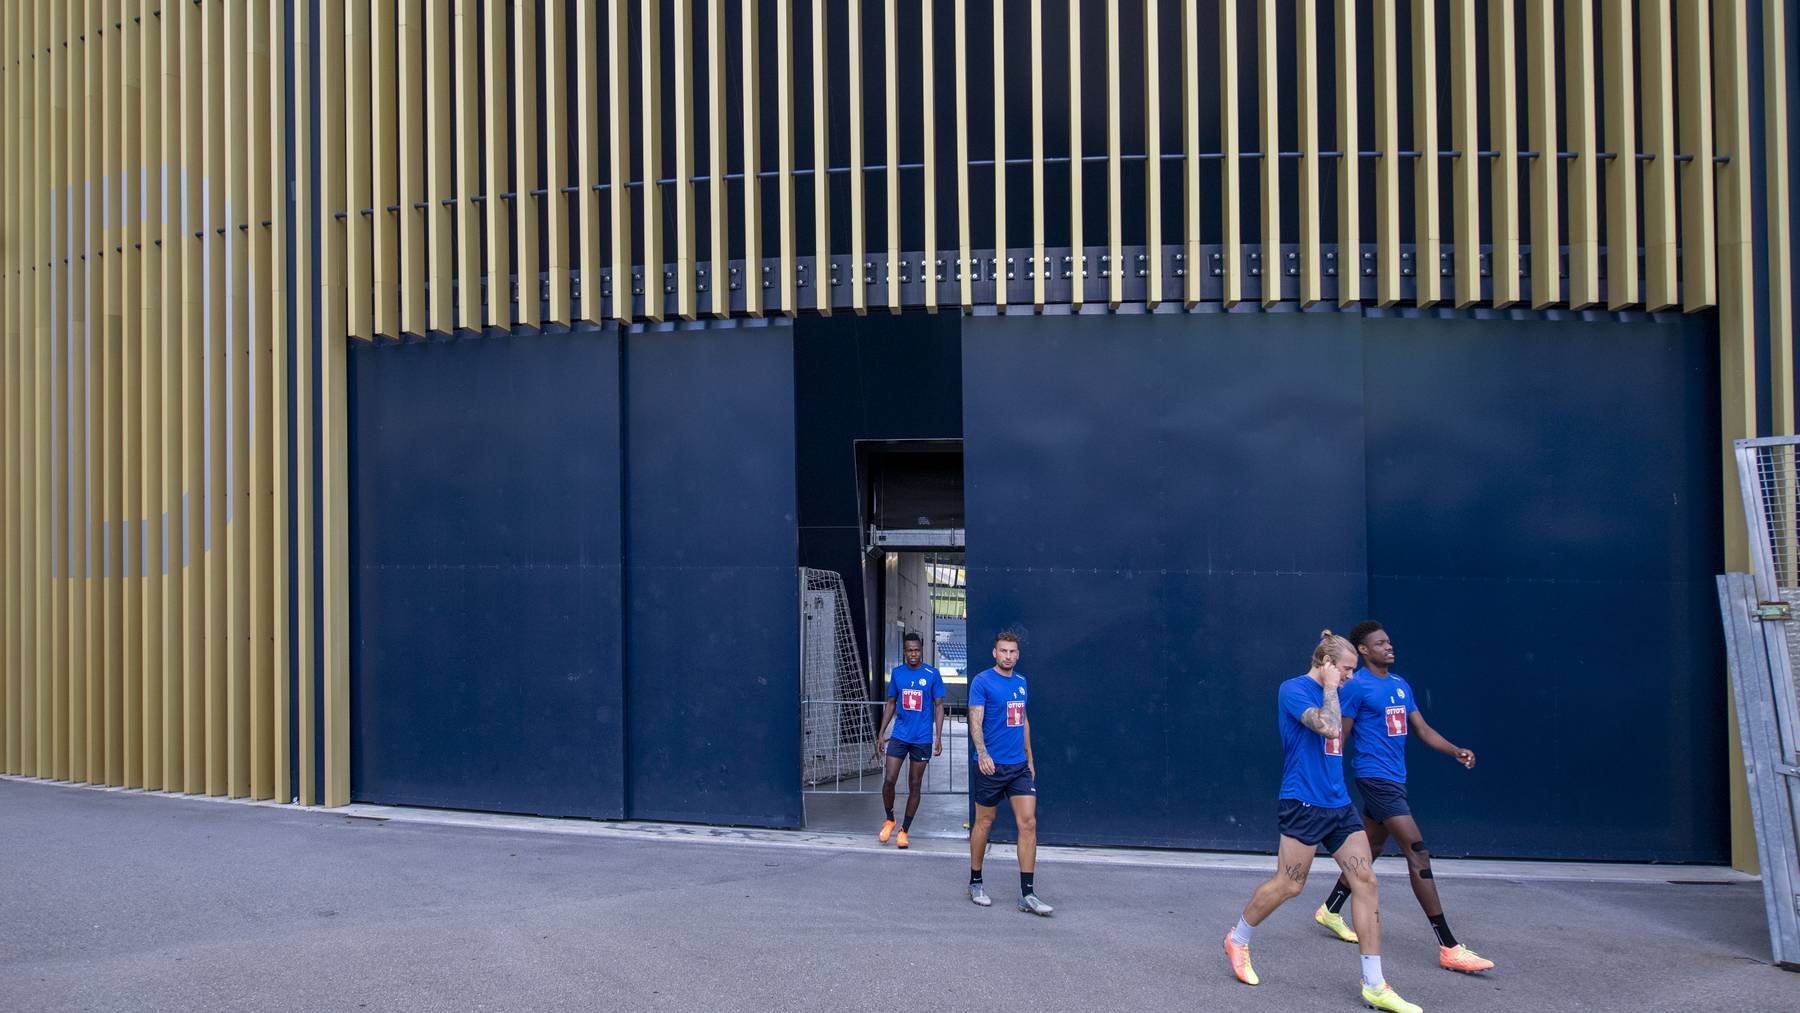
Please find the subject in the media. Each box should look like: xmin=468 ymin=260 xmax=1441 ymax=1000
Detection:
xmin=349 ymin=327 xmax=627 ymax=818
xmin=1363 ymin=312 xmax=1726 ymax=862
xmin=963 ymin=310 xmax=1369 ymax=849
xmin=624 ymin=322 xmax=801 ymax=828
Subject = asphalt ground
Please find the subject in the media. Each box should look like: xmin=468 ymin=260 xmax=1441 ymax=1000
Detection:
xmin=1 ymin=778 xmax=1792 ymax=1012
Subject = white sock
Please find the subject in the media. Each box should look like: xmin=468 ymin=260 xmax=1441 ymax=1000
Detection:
xmin=1230 ymin=917 xmax=1255 ymax=946
xmin=1361 ymin=954 xmax=1384 ymax=990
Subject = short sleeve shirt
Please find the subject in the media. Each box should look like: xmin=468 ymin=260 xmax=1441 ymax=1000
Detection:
xmin=969 ymin=668 xmax=1029 ymax=765
xmin=1277 ymin=674 xmax=1351 ymax=807
xmin=1345 ymin=669 xmax=1419 ymax=783
xmin=886 ymin=663 xmax=946 ymax=745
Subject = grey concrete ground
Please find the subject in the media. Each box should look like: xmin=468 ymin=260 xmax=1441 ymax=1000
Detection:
xmin=1 ymin=778 xmax=1792 ymax=1013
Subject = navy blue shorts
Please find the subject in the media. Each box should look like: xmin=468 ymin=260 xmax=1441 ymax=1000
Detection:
xmin=1355 ymin=777 xmax=1411 ymax=823
xmin=1277 ymin=799 xmax=1365 ymax=853
xmin=973 ymin=761 xmax=1036 ymax=807
xmin=885 ymin=738 xmax=932 ymax=762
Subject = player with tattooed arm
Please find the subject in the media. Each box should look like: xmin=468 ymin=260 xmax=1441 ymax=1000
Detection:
xmin=1223 ymin=631 xmax=1422 ymax=1013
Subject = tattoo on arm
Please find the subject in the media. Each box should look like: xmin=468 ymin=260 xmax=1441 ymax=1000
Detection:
xmin=969 ymin=707 xmax=988 ymax=756
xmin=1300 ymin=687 xmax=1343 ymax=738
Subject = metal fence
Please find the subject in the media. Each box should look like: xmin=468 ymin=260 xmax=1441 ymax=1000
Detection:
xmin=1723 ymin=437 xmax=1800 ymax=970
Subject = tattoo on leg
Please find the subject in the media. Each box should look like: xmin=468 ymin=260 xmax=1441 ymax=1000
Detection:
xmin=1284 ymin=862 xmax=1307 ymax=883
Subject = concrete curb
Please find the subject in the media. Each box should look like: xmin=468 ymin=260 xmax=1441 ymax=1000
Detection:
xmin=5 ymin=773 xmax=1754 ymax=886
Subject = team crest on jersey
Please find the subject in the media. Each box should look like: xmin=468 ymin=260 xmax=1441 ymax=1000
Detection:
xmin=1324 ymin=735 xmax=1344 ymax=757
xmin=1397 ymin=688 xmax=1406 ymax=699
xmin=1385 ymin=705 xmax=1408 ymax=737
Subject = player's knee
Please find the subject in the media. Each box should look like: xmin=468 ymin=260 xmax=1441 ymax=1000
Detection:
xmin=973 ymin=809 xmax=996 ymax=828
xmin=1406 ymin=842 xmax=1432 ymax=870
xmin=1015 ymin=812 xmax=1038 ymax=836
xmin=881 ymin=773 xmax=899 ymax=789
xmin=1274 ymin=875 xmax=1306 ymax=900
xmin=1346 ymin=863 xmax=1377 ymax=890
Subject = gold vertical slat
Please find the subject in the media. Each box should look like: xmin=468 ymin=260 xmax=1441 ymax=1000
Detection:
xmin=1144 ymin=0 xmax=1162 ymax=309
xmin=547 ymin=0 xmax=573 ymax=324
xmin=639 ymin=0 xmax=662 ymax=322
xmin=1768 ymin=0 xmax=1794 ymax=432
xmin=997 ymin=0 xmax=1010 ymax=310
xmin=121 ymin=0 xmax=141 ymax=788
xmin=1029 ymin=0 xmax=1044 ymax=309
xmin=516 ymin=0 xmax=541 ymax=329
xmin=1372 ymin=0 xmax=1399 ymax=305
xmin=67 ymin=0 xmax=88 ymax=784
xmin=20 ymin=0 xmax=33 ymax=779
xmin=428 ymin=2 xmax=454 ymax=331
xmin=155 ymin=0 xmax=178 ymax=791
xmin=580 ymin=0 xmax=606 ymax=321
xmin=292 ymin=0 xmax=315 ymax=806
xmin=1639 ymin=0 xmax=1676 ymax=310
xmin=884 ymin=0 xmax=900 ymax=312
xmin=308 ymin=0 xmax=338 ymax=803
xmin=1294 ymin=0 xmax=1320 ymax=307
xmin=483 ymin=0 xmax=510 ymax=328
xmin=454 ymin=0 xmax=480 ymax=329
xmin=955 ymin=0 xmax=970 ymax=309
xmin=923 ymin=0 xmax=938 ymax=312
xmin=1449 ymin=0 xmax=1479 ymax=308
xmin=1218 ymin=0 xmax=1240 ymax=307
xmin=1335 ymin=0 xmax=1360 ymax=306
xmin=1255 ymin=0 xmax=1276 ymax=307
xmin=248 ymin=0 xmax=273 ymax=801
xmin=1105 ymin=0 xmax=1120 ymax=309
xmin=203 ymin=0 xmax=225 ymax=796
xmin=1412 ymin=0 xmax=1441 ymax=307
xmin=706 ymin=0 xmax=727 ymax=317
xmin=776 ymin=0 xmax=797 ymax=314
xmin=29 ymin=0 xmax=45 ymax=774
xmin=0 ymin=0 xmax=9 ymax=778
xmin=1183 ymin=0 xmax=1203 ymax=308
xmin=670 ymin=0 xmax=694 ymax=319
xmin=6 ymin=0 xmax=22 ymax=776
xmin=226 ymin=0 xmax=250 ymax=798
xmin=322 ymin=0 xmax=350 ymax=809
xmin=812 ymin=0 xmax=830 ymax=314
xmin=741 ymin=0 xmax=763 ymax=317
xmin=139 ymin=0 xmax=162 ymax=791
xmin=1526 ymin=0 xmax=1560 ymax=308
xmin=1069 ymin=0 xmax=1082 ymax=306
xmin=347 ymin=3 xmax=372 ymax=339
xmin=102 ymin=0 xmax=121 ymax=786
xmin=1563 ymin=0 xmax=1598 ymax=308
xmin=267 ymin=0 xmax=289 ymax=803
xmin=1489 ymin=0 xmax=1521 ymax=307
xmin=1601 ymin=0 xmax=1639 ymax=309
xmin=179 ymin=0 xmax=203 ymax=793
xmin=1715 ymin=0 xmax=1759 ymax=873
xmin=373 ymin=0 xmax=399 ymax=337
xmin=1677 ymin=1 xmax=1717 ymax=310
xmin=4 ymin=0 xmax=17 ymax=777
xmin=607 ymin=0 xmax=631 ymax=322
xmin=6 ymin=0 xmax=19 ymax=777
xmin=49 ymin=0 xmax=67 ymax=782
xmin=401 ymin=1 xmax=428 ymax=335
xmin=849 ymin=0 xmax=866 ymax=314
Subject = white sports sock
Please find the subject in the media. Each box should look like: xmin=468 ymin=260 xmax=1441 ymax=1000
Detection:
xmin=1230 ymin=917 xmax=1255 ymax=946
xmin=1361 ymin=954 xmax=1384 ymax=990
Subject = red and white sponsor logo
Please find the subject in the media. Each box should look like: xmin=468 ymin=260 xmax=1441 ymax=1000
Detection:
xmin=1385 ymin=705 xmax=1408 ymax=738
xmin=901 ymin=689 xmax=924 ymax=712
xmin=1006 ymin=700 xmax=1026 ymax=727
xmin=1324 ymin=735 xmax=1344 ymax=757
